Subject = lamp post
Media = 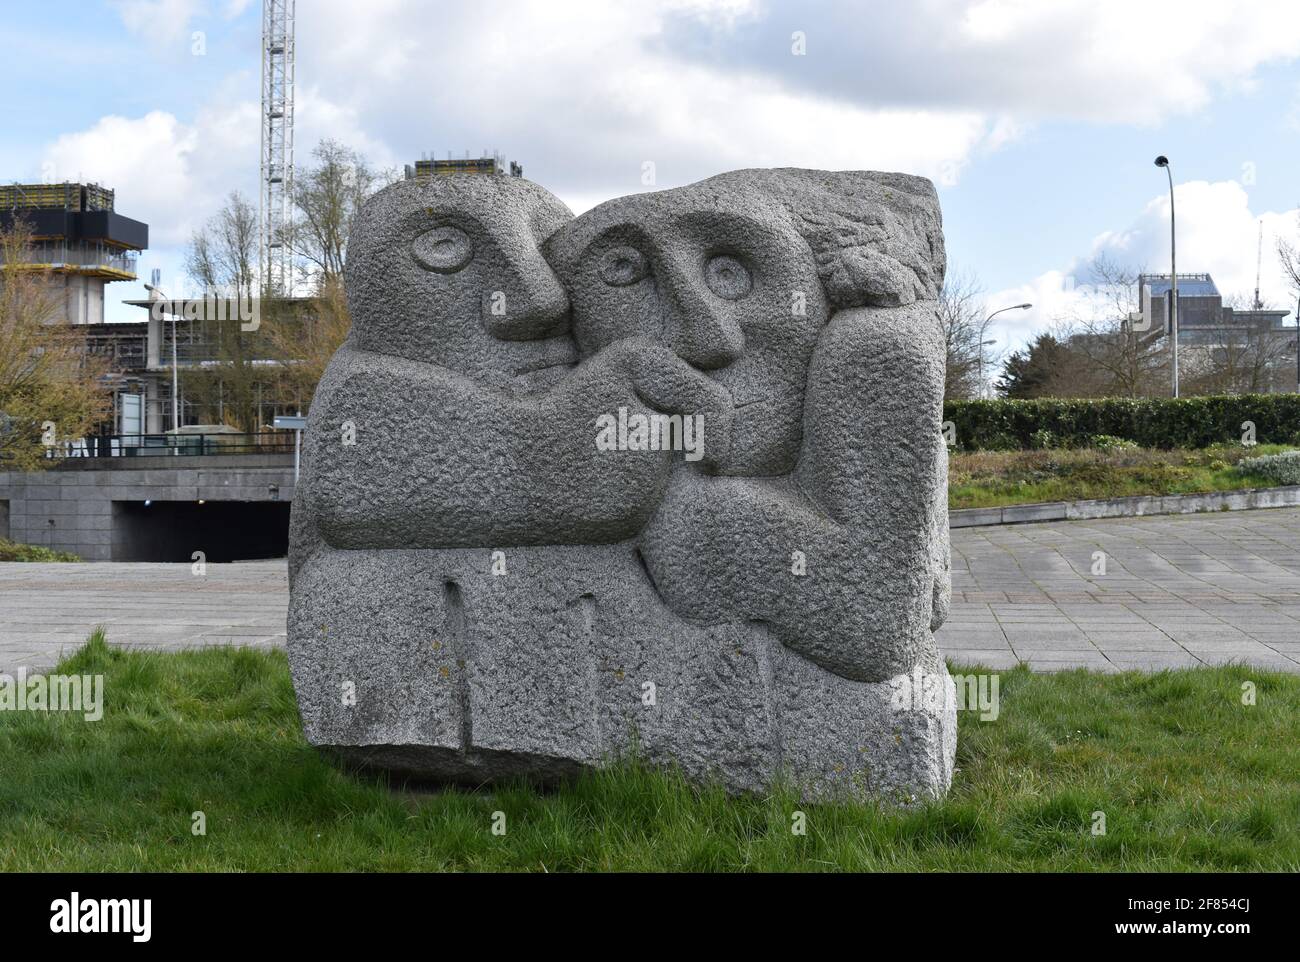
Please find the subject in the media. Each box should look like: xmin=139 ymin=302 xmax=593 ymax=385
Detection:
xmin=976 ymin=338 xmax=997 ymax=399
xmin=981 ymin=304 xmax=1032 ymax=398
xmin=1155 ymin=155 xmax=1178 ymax=397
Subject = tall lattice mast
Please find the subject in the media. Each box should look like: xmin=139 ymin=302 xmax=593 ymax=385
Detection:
xmin=260 ymin=0 xmax=295 ymax=296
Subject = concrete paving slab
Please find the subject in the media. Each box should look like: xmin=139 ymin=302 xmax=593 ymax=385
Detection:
xmin=3 ymin=507 xmax=1299 ymax=675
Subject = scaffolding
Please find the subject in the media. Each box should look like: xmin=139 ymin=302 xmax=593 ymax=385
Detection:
xmin=0 ymin=182 xmax=115 ymax=212
xmin=407 ymin=152 xmax=524 ymax=180
xmin=0 ymin=183 xmax=140 ymax=281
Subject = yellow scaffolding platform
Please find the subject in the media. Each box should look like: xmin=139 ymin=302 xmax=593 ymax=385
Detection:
xmin=0 ymin=182 xmax=115 ymax=212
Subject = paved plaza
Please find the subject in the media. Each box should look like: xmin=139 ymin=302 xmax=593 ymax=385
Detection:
xmin=0 ymin=561 xmax=287 ymax=675
xmin=1 ymin=507 xmax=1297 ymax=675
xmin=940 ymin=506 xmax=1300 ymax=672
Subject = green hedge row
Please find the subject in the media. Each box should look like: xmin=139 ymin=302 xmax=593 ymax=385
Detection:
xmin=942 ymin=395 xmax=1300 ymax=451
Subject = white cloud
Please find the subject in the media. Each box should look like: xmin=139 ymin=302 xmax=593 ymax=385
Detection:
xmin=286 ymin=0 xmax=1015 ymax=210
xmin=660 ymin=0 xmax=1300 ymax=124
xmin=84 ymin=0 xmax=1300 ymax=243
xmin=111 ymin=0 xmax=204 ymax=42
xmin=51 ymin=1 xmax=1300 ymax=325
xmin=111 ymin=0 xmax=251 ymax=41
xmin=293 ymin=86 xmax=398 ymax=175
xmin=1091 ymin=181 xmax=1297 ymax=306
xmin=987 ymin=180 xmax=1300 ymax=351
xmin=44 ymin=111 xmax=204 ymax=247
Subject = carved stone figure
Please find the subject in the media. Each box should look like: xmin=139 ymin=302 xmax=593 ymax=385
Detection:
xmin=288 ymin=168 xmax=956 ymax=802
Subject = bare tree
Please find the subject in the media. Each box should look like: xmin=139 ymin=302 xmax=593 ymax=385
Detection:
xmin=186 ymin=190 xmax=259 ymax=300
xmin=182 ymin=191 xmax=264 ymax=432
xmin=1182 ymin=293 xmax=1292 ymax=394
xmin=1056 ymin=254 xmax=1168 ymax=397
xmin=1277 ymin=213 xmax=1300 ymax=300
xmin=1278 ymin=215 xmax=1300 ymax=390
xmin=256 ymin=140 xmax=391 ymax=409
xmin=289 ymin=140 xmax=389 ymax=291
xmin=939 ymin=267 xmax=999 ymax=399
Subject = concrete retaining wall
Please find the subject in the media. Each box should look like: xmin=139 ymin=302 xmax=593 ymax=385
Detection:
xmin=0 ymin=456 xmax=297 ymax=560
xmin=6 ymin=458 xmax=1298 ymax=556
xmin=949 ymin=484 xmax=1300 ymax=528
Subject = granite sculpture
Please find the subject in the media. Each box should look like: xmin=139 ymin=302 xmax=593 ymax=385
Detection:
xmin=288 ymin=167 xmax=957 ymax=802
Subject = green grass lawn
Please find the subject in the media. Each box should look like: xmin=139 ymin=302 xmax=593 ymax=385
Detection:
xmin=1 ymin=631 xmax=1296 ymax=871
xmin=949 ymin=443 xmax=1298 ymax=510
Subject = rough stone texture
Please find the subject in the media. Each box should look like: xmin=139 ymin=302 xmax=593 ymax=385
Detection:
xmin=289 ymin=168 xmax=956 ymax=802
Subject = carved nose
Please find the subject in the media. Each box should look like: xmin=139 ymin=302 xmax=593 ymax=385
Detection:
xmin=482 ymin=250 xmax=570 ymax=341
xmin=659 ymin=263 xmax=745 ymax=370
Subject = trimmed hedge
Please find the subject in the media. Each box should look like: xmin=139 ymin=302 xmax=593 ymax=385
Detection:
xmin=943 ymin=395 xmax=1300 ymax=451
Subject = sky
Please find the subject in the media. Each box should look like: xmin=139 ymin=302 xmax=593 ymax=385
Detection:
xmin=4 ymin=0 xmax=1300 ymax=347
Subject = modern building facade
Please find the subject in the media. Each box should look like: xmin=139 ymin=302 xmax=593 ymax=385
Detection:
xmin=1139 ymin=273 xmax=1293 ymax=343
xmin=1138 ymin=272 xmax=1298 ymax=392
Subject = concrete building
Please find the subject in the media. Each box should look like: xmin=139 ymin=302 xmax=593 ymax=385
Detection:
xmin=405 ymin=152 xmax=524 ymax=180
xmin=1140 ymin=273 xmax=1292 ymax=342
xmin=1139 ymin=272 xmax=1299 ymax=392
xmin=112 ymin=297 xmax=310 ymax=434
xmin=0 ymin=181 xmax=159 ymax=436
xmin=0 ymin=182 xmax=147 ymax=325
xmin=0 ymin=181 xmax=303 ymax=558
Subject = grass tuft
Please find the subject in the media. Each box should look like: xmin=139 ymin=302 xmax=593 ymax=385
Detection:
xmin=0 ymin=639 xmax=1296 ymax=871
xmin=948 ymin=443 xmax=1299 ymax=509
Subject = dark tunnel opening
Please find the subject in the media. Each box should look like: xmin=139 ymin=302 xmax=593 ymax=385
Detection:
xmin=112 ymin=500 xmax=291 ymax=562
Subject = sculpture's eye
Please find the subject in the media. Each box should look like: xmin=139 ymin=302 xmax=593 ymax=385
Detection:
xmin=704 ymin=255 xmax=751 ymax=300
xmin=597 ymin=246 xmax=648 ymax=287
xmin=412 ymin=226 xmax=474 ymax=274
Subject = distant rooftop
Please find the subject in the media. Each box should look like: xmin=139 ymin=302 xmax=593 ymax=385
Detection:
xmin=1140 ymin=273 xmax=1220 ymax=298
xmin=405 ymin=152 xmax=523 ymax=180
xmin=0 ymin=180 xmax=146 ymax=282
xmin=0 ymin=182 xmax=116 ymax=212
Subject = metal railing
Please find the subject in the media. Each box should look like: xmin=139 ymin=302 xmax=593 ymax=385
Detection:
xmin=17 ymin=243 xmax=139 ymax=274
xmin=50 ymin=432 xmax=296 ymax=458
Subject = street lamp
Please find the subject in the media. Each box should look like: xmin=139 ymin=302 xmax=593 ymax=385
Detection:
xmin=977 ymin=338 xmax=998 ymax=399
xmin=981 ymin=304 xmax=1032 ymax=398
xmin=1155 ymin=155 xmax=1179 ymax=397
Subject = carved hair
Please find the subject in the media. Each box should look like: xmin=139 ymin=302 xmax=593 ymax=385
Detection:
xmin=699 ymin=168 xmax=946 ymax=309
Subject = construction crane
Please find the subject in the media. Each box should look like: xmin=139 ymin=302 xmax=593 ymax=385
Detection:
xmin=260 ymin=0 xmax=296 ymax=298
xmin=1254 ymin=219 xmax=1263 ymax=311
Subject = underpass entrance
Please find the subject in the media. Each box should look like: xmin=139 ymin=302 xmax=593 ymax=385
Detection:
xmin=112 ymin=501 xmax=291 ymax=562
